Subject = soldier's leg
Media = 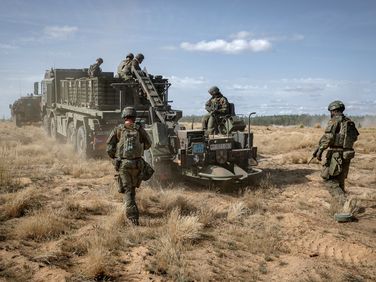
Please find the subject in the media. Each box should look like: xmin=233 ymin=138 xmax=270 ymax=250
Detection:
xmin=207 ymin=115 xmax=215 ymax=134
xmin=119 ymin=165 xmax=139 ymax=224
xmin=202 ymin=114 xmax=210 ymax=130
xmin=123 ymin=185 xmax=139 ymax=225
xmin=324 ymin=178 xmax=346 ymax=206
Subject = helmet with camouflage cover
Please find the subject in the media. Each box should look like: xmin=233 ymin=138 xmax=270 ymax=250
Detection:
xmin=328 ymin=100 xmax=345 ymax=112
xmin=96 ymin=57 xmax=103 ymax=64
xmin=126 ymin=53 xmax=134 ymax=59
xmin=208 ymin=86 xmax=220 ymax=96
xmin=121 ymin=107 xmax=137 ymax=119
xmin=135 ymin=53 xmax=144 ymax=63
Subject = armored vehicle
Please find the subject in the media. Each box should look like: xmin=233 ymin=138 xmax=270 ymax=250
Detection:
xmin=9 ymin=94 xmax=42 ymax=127
xmin=39 ymin=64 xmax=260 ymax=184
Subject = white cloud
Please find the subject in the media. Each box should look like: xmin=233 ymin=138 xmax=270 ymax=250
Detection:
xmin=180 ymin=36 xmax=271 ymax=54
xmin=168 ymin=75 xmax=206 ymax=89
xmin=43 ymin=25 xmax=78 ymax=40
xmin=231 ymin=31 xmax=251 ymax=39
xmin=0 ymin=43 xmax=17 ymax=49
xmin=229 ymin=84 xmax=268 ymax=91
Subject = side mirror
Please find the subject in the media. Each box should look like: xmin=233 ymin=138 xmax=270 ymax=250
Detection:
xmin=9 ymin=104 xmax=12 ymax=109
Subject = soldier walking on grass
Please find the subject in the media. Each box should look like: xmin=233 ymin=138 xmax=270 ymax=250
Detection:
xmin=312 ymin=100 xmax=359 ymax=222
xmin=106 ymin=107 xmax=153 ymax=225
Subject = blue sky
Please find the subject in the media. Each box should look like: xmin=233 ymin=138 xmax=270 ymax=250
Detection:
xmin=1 ymin=0 xmax=375 ymax=118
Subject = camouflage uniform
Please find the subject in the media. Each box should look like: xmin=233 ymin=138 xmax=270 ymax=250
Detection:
xmin=314 ymin=102 xmax=359 ymax=207
xmin=88 ymin=58 xmax=103 ymax=77
xmin=106 ymin=111 xmax=151 ymax=225
xmin=202 ymin=86 xmax=229 ymax=134
xmin=117 ymin=53 xmax=134 ymax=80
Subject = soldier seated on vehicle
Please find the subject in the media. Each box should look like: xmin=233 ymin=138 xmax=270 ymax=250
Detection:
xmin=202 ymin=86 xmax=230 ymax=135
xmin=88 ymin=57 xmax=103 ymax=77
xmin=117 ymin=53 xmax=134 ymax=80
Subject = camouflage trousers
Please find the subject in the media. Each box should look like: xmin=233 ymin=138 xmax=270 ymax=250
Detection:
xmin=118 ymin=159 xmax=144 ymax=224
xmin=321 ymin=151 xmax=351 ymax=206
xmin=202 ymin=114 xmax=219 ymax=134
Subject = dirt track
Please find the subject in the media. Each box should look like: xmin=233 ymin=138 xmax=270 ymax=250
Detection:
xmin=0 ymin=122 xmax=375 ymax=281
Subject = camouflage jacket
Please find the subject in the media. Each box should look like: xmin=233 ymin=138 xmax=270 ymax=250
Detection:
xmin=132 ymin=59 xmax=142 ymax=72
xmin=318 ymin=114 xmax=358 ymax=151
xmin=88 ymin=63 xmax=102 ymax=77
xmin=117 ymin=58 xmax=132 ymax=77
xmin=106 ymin=122 xmax=151 ymax=159
xmin=205 ymin=94 xmax=229 ymax=115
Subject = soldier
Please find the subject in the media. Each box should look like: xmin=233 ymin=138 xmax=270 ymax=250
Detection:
xmin=132 ymin=53 xmax=144 ymax=72
xmin=117 ymin=53 xmax=134 ymax=79
xmin=88 ymin=57 xmax=103 ymax=77
xmin=106 ymin=107 xmax=152 ymax=225
xmin=312 ymin=100 xmax=359 ymax=221
xmin=202 ymin=86 xmax=230 ymax=134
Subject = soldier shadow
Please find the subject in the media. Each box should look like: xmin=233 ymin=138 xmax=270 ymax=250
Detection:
xmin=191 ymin=167 xmax=317 ymax=195
xmin=261 ymin=167 xmax=316 ymax=188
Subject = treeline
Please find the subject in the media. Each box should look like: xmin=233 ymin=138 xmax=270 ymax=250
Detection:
xmin=180 ymin=114 xmax=376 ymax=128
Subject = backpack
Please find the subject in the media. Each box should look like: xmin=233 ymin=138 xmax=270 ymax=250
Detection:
xmin=117 ymin=126 xmax=143 ymax=159
xmin=341 ymin=119 xmax=359 ymax=149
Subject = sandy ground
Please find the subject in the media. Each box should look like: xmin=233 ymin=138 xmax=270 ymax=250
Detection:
xmin=0 ymin=122 xmax=375 ymax=282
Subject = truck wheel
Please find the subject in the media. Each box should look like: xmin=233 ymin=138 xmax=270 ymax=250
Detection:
xmin=15 ymin=114 xmax=21 ymax=127
xmin=76 ymin=126 xmax=92 ymax=158
xmin=50 ymin=117 xmax=58 ymax=139
xmin=67 ymin=122 xmax=77 ymax=151
xmin=43 ymin=115 xmax=51 ymax=136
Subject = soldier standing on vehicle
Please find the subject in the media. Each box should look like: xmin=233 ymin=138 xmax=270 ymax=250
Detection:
xmin=106 ymin=107 xmax=152 ymax=225
xmin=312 ymin=100 xmax=359 ymax=221
xmin=117 ymin=53 xmax=134 ymax=79
xmin=88 ymin=57 xmax=103 ymax=77
xmin=202 ymin=86 xmax=230 ymax=134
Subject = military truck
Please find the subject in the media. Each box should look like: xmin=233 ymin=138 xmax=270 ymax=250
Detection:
xmin=9 ymin=94 xmax=42 ymax=127
xmin=39 ymin=64 xmax=260 ymax=184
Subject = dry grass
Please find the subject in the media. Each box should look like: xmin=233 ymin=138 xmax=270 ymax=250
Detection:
xmin=0 ymin=187 xmax=44 ymax=220
xmin=227 ymin=201 xmax=248 ymax=222
xmin=148 ymin=208 xmax=203 ymax=279
xmin=254 ymin=127 xmax=321 ymax=154
xmin=14 ymin=210 xmax=69 ymax=241
xmin=236 ymin=221 xmax=288 ymax=256
xmin=138 ymin=186 xmax=197 ymax=216
xmin=1 ymin=122 xmax=376 ymax=281
xmin=81 ymin=242 xmax=112 ymax=280
xmin=258 ymin=172 xmax=276 ymax=190
xmin=165 ymin=208 xmax=203 ymax=244
xmin=196 ymin=204 xmax=225 ymax=227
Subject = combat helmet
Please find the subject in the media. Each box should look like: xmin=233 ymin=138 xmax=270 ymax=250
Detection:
xmin=96 ymin=57 xmax=103 ymax=64
xmin=135 ymin=53 xmax=144 ymax=62
xmin=121 ymin=107 xmax=137 ymax=118
xmin=328 ymin=100 xmax=345 ymax=112
xmin=208 ymin=86 xmax=220 ymax=96
xmin=126 ymin=53 xmax=134 ymax=59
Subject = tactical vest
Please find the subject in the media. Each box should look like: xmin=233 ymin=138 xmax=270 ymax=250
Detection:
xmin=116 ymin=126 xmax=143 ymax=159
xmin=333 ymin=118 xmax=359 ymax=149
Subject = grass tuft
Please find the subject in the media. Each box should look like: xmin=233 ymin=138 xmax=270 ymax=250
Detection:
xmin=14 ymin=210 xmax=68 ymax=241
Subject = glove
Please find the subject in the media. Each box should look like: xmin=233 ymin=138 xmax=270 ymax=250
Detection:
xmin=312 ymin=147 xmax=323 ymax=161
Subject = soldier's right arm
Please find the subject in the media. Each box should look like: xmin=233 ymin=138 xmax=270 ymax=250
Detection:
xmin=106 ymin=127 xmax=119 ymax=159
